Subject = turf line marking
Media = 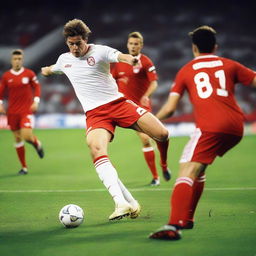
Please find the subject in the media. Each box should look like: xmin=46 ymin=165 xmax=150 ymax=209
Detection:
xmin=0 ymin=187 xmax=256 ymax=193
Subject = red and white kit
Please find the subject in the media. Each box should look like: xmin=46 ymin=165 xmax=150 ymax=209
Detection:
xmin=171 ymin=54 xmax=255 ymax=163
xmin=51 ymin=44 xmax=147 ymax=133
xmin=0 ymin=67 xmax=40 ymax=130
xmin=111 ymin=54 xmax=157 ymax=111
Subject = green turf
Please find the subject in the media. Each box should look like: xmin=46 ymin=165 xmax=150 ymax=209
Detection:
xmin=0 ymin=128 xmax=255 ymax=256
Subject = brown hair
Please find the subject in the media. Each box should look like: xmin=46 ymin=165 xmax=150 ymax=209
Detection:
xmin=63 ymin=19 xmax=91 ymax=40
xmin=12 ymin=49 xmax=23 ymax=55
xmin=128 ymin=31 xmax=143 ymax=45
xmin=189 ymin=25 xmax=216 ymax=53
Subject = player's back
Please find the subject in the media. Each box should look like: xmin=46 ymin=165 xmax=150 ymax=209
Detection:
xmin=173 ymin=54 xmax=255 ymax=136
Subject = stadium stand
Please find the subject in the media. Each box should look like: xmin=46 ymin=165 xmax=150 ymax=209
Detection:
xmin=0 ymin=0 xmax=255 ymax=123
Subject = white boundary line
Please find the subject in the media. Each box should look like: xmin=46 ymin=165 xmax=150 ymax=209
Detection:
xmin=0 ymin=187 xmax=256 ymax=193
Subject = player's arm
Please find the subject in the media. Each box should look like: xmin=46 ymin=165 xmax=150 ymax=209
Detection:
xmin=41 ymin=65 xmax=55 ymax=76
xmin=140 ymin=80 xmax=158 ymax=107
xmin=30 ymin=97 xmax=40 ymax=112
xmin=117 ymin=53 xmax=138 ymax=66
xmin=0 ymin=100 xmax=6 ymax=114
xmin=251 ymin=76 xmax=256 ymax=87
xmin=30 ymin=73 xmax=41 ymax=112
xmin=0 ymin=81 xmax=6 ymax=114
xmin=156 ymin=93 xmax=181 ymax=120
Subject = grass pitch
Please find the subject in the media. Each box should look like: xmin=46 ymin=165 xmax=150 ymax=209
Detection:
xmin=0 ymin=128 xmax=255 ymax=256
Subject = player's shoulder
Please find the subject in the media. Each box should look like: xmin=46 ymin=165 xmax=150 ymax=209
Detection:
xmin=88 ymin=44 xmax=116 ymax=56
xmin=218 ymin=56 xmax=240 ymax=66
xmin=23 ymin=67 xmax=34 ymax=73
xmin=22 ymin=67 xmax=37 ymax=77
xmin=1 ymin=69 xmax=11 ymax=78
xmin=90 ymin=44 xmax=112 ymax=51
xmin=140 ymin=54 xmax=153 ymax=63
xmin=58 ymin=52 xmax=72 ymax=60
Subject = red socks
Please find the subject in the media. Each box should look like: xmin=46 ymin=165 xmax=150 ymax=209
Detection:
xmin=188 ymin=172 xmax=206 ymax=221
xmin=143 ymin=147 xmax=158 ymax=179
xmin=15 ymin=142 xmax=27 ymax=168
xmin=169 ymin=173 xmax=206 ymax=227
xmin=169 ymin=177 xmax=194 ymax=227
xmin=156 ymin=140 xmax=169 ymax=171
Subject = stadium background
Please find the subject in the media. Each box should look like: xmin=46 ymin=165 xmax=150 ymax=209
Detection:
xmin=0 ymin=0 xmax=255 ymax=131
xmin=0 ymin=2 xmax=256 ymax=255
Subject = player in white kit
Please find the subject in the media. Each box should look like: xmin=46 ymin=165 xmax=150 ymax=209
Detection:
xmin=41 ymin=19 xmax=170 ymax=221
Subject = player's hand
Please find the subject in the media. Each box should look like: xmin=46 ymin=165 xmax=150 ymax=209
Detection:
xmin=41 ymin=66 xmax=51 ymax=76
xmin=131 ymin=57 xmax=139 ymax=66
xmin=30 ymin=102 xmax=39 ymax=112
xmin=140 ymin=95 xmax=150 ymax=107
xmin=0 ymin=103 xmax=6 ymax=114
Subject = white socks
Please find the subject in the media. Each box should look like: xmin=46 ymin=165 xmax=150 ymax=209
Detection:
xmin=94 ymin=156 xmax=130 ymax=206
xmin=117 ymin=179 xmax=138 ymax=209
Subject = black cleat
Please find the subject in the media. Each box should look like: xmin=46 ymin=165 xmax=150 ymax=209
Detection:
xmin=150 ymin=178 xmax=160 ymax=186
xmin=36 ymin=145 xmax=44 ymax=159
xmin=183 ymin=220 xmax=194 ymax=229
xmin=18 ymin=169 xmax=28 ymax=175
xmin=27 ymin=140 xmax=45 ymax=158
xmin=162 ymin=168 xmax=171 ymax=181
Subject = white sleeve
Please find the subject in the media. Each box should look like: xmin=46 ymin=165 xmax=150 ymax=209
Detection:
xmin=51 ymin=56 xmax=64 ymax=74
xmin=102 ymin=46 xmax=121 ymax=63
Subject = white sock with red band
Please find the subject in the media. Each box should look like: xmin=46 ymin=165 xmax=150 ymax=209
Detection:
xmin=94 ymin=155 xmax=128 ymax=206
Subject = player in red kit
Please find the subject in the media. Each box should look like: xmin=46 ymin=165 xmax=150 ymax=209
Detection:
xmin=149 ymin=26 xmax=256 ymax=240
xmin=111 ymin=32 xmax=171 ymax=186
xmin=0 ymin=49 xmax=44 ymax=175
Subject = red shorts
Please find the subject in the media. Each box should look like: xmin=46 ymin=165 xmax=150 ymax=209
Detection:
xmin=85 ymin=97 xmax=147 ymax=137
xmin=7 ymin=113 xmax=34 ymax=131
xmin=180 ymin=128 xmax=242 ymax=164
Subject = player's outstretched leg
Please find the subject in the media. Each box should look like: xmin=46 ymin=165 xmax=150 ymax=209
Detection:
xmin=117 ymin=179 xmax=141 ymax=219
xmin=134 ymin=113 xmax=171 ymax=182
xmin=93 ymin=155 xmax=132 ymax=220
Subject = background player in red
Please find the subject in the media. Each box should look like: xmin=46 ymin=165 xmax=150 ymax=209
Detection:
xmin=0 ymin=49 xmax=44 ymax=175
xmin=111 ymin=32 xmax=171 ymax=186
xmin=149 ymin=25 xmax=256 ymax=240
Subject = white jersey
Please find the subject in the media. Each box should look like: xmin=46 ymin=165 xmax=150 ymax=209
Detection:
xmin=51 ymin=44 xmax=123 ymax=112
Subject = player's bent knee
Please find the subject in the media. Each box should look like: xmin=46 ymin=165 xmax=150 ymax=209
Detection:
xmin=87 ymin=143 xmax=106 ymax=158
xmin=157 ymin=128 xmax=169 ymax=142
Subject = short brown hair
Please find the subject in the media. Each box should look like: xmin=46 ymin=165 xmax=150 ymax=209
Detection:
xmin=128 ymin=31 xmax=143 ymax=44
xmin=63 ymin=19 xmax=91 ymax=40
xmin=189 ymin=25 xmax=216 ymax=53
xmin=12 ymin=49 xmax=23 ymax=55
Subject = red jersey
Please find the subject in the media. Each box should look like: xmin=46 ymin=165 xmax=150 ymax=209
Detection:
xmin=111 ymin=54 xmax=158 ymax=106
xmin=171 ymin=54 xmax=255 ymax=136
xmin=0 ymin=67 xmax=40 ymax=114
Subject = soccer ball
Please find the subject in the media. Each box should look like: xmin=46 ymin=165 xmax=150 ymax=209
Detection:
xmin=59 ymin=204 xmax=84 ymax=228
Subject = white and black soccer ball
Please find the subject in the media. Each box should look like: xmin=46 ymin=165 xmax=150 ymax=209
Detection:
xmin=59 ymin=204 xmax=84 ymax=228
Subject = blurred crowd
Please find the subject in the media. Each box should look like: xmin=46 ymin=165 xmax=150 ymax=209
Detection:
xmin=1 ymin=0 xmax=255 ymax=122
